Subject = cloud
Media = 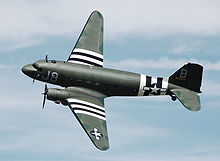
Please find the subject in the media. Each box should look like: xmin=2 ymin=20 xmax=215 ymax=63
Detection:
xmin=1 ymin=0 xmax=220 ymax=51
xmin=202 ymin=81 xmax=220 ymax=96
xmin=171 ymin=39 xmax=204 ymax=54
xmin=105 ymin=57 xmax=220 ymax=71
xmin=0 ymin=64 xmax=7 ymax=69
xmin=172 ymin=43 xmax=192 ymax=54
xmin=91 ymin=145 xmax=220 ymax=161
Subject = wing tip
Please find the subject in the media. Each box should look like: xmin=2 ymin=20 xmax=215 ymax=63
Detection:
xmin=95 ymin=143 xmax=109 ymax=151
xmin=91 ymin=10 xmax=103 ymax=18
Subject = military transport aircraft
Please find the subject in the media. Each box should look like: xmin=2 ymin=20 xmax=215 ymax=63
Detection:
xmin=22 ymin=11 xmax=203 ymax=151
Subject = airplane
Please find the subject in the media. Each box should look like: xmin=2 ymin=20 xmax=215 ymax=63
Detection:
xmin=22 ymin=10 xmax=203 ymax=151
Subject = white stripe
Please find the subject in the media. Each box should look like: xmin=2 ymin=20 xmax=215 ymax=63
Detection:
xmin=70 ymin=54 xmax=103 ymax=66
xmin=70 ymin=104 xmax=106 ymax=116
xmin=138 ymin=74 xmax=146 ymax=96
xmin=162 ymin=77 xmax=168 ymax=89
xmin=73 ymin=48 xmax=103 ymax=59
xmin=74 ymin=110 xmax=106 ymax=120
xmin=67 ymin=98 xmax=105 ymax=111
xmin=67 ymin=60 xmax=92 ymax=66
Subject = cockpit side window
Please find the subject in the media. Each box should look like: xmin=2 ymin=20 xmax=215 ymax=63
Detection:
xmin=33 ymin=64 xmax=38 ymax=69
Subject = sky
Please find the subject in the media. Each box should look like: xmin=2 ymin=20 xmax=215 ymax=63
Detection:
xmin=0 ymin=0 xmax=220 ymax=160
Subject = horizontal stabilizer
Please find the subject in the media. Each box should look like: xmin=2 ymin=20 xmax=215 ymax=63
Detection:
xmin=171 ymin=89 xmax=201 ymax=111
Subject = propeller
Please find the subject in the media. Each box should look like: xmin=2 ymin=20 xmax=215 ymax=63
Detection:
xmin=45 ymin=52 xmax=48 ymax=62
xmin=42 ymin=83 xmax=48 ymax=109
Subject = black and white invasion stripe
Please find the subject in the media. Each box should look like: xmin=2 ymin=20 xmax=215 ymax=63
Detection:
xmin=67 ymin=98 xmax=106 ymax=120
xmin=138 ymin=74 xmax=168 ymax=96
xmin=68 ymin=48 xmax=103 ymax=67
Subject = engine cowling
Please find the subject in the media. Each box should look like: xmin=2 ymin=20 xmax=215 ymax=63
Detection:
xmin=46 ymin=88 xmax=71 ymax=106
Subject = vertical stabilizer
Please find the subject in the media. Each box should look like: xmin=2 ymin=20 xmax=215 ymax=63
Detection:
xmin=168 ymin=63 xmax=203 ymax=111
xmin=169 ymin=63 xmax=203 ymax=93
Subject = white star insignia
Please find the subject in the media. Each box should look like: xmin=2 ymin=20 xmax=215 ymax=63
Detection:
xmin=91 ymin=128 xmax=103 ymax=140
xmin=151 ymin=84 xmax=159 ymax=94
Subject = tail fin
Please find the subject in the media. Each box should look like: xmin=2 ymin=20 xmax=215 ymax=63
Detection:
xmin=169 ymin=63 xmax=203 ymax=93
xmin=168 ymin=63 xmax=203 ymax=111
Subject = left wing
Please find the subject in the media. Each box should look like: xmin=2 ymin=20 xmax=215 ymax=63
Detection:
xmin=67 ymin=11 xmax=103 ymax=67
xmin=66 ymin=87 xmax=109 ymax=150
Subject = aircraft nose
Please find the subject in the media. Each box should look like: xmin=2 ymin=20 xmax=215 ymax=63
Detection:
xmin=22 ymin=64 xmax=37 ymax=77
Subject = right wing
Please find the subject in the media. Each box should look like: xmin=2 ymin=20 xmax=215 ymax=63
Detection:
xmin=67 ymin=11 xmax=104 ymax=67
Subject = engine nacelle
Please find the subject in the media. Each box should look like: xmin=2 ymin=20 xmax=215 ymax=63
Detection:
xmin=46 ymin=88 xmax=71 ymax=106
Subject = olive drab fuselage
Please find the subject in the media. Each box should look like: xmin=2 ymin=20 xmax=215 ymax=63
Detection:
xmin=27 ymin=60 xmax=169 ymax=97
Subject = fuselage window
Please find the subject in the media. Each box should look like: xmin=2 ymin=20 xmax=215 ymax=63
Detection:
xmin=86 ymin=81 xmax=91 ymax=84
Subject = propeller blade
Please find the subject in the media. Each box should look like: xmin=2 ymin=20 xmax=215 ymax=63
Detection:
xmin=45 ymin=52 xmax=48 ymax=62
xmin=42 ymin=84 xmax=48 ymax=109
xmin=45 ymin=83 xmax=48 ymax=92
xmin=42 ymin=94 xmax=46 ymax=109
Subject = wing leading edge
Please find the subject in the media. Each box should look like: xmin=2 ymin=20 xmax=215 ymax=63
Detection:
xmin=68 ymin=11 xmax=104 ymax=67
xmin=66 ymin=87 xmax=109 ymax=150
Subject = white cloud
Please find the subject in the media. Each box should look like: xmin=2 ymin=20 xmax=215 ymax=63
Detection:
xmin=1 ymin=0 xmax=220 ymax=51
xmin=0 ymin=64 xmax=7 ymax=69
xmin=172 ymin=43 xmax=192 ymax=54
xmin=171 ymin=39 xmax=204 ymax=54
xmin=105 ymin=57 xmax=220 ymax=71
xmin=91 ymin=144 xmax=220 ymax=161
xmin=202 ymin=80 xmax=220 ymax=96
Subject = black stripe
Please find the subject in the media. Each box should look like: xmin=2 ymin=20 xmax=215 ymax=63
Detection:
xmin=68 ymin=58 xmax=103 ymax=67
xmin=69 ymin=102 xmax=105 ymax=113
xmin=146 ymin=76 xmax=152 ymax=87
xmin=157 ymin=77 xmax=163 ymax=88
xmin=71 ymin=52 xmax=103 ymax=62
xmin=71 ymin=107 xmax=106 ymax=118
xmin=144 ymin=76 xmax=152 ymax=96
